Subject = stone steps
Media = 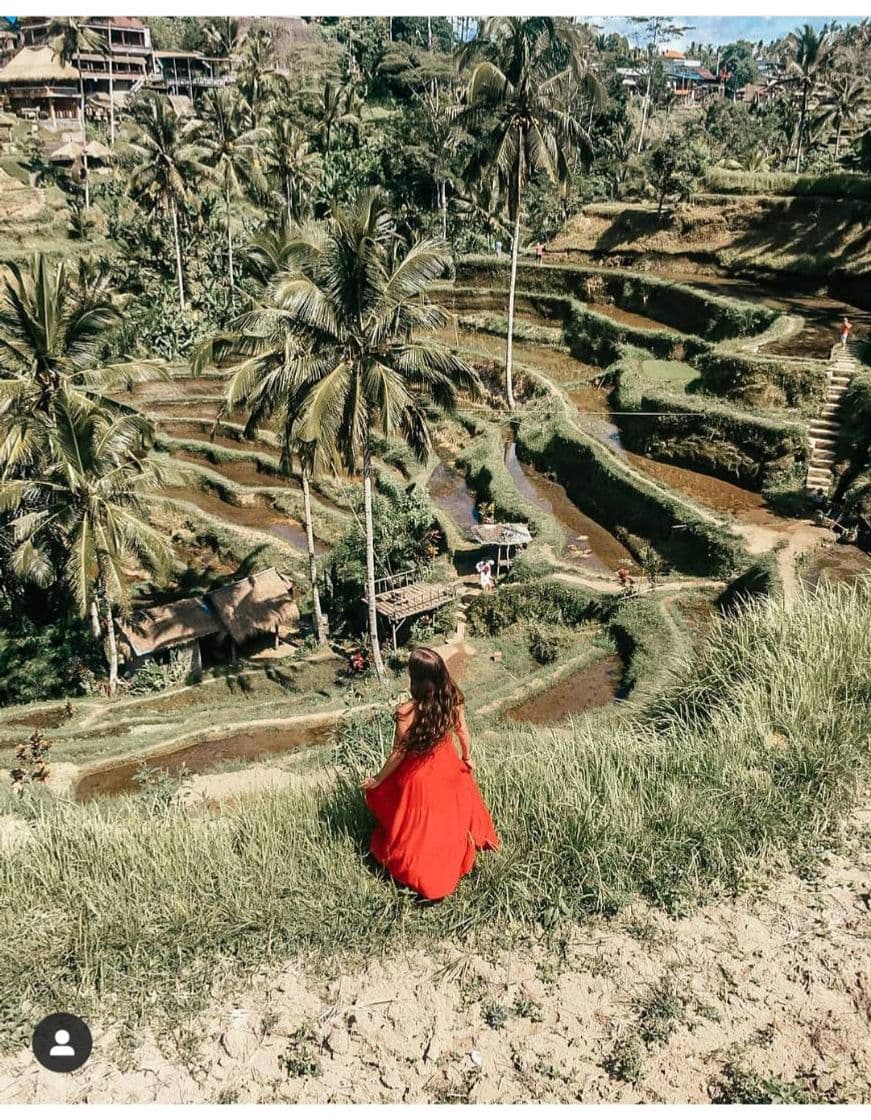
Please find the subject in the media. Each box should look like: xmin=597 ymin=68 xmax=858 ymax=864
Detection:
xmin=804 ymin=342 xmax=858 ymax=495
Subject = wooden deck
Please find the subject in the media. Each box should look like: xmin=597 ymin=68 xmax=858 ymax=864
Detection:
xmin=364 ymin=570 xmax=458 ymax=648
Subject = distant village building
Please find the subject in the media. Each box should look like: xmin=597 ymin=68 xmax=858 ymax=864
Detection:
xmin=117 ymin=567 xmax=299 ymax=676
xmin=661 ymin=50 xmax=720 ymax=101
xmin=0 ymin=17 xmax=228 ymax=126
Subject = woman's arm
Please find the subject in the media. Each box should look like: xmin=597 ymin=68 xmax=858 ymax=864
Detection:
xmin=455 ymin=706 xmax=473 ymax=767
xmin=362 ymin=706 xmax=411 ymax=790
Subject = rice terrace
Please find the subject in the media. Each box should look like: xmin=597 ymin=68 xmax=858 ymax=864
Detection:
xmin=0 ymin=12 xmax=869 ymax=1106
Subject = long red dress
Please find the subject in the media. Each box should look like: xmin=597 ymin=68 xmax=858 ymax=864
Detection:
xmin=365 ymin=731 xmax=500 ymax=901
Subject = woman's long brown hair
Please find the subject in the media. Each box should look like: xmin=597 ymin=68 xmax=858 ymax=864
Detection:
xmin=402 ymin=647 xmax=464 ymax=754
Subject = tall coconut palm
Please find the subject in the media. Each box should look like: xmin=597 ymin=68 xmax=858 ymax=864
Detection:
xmin=48 ymin=16 xmax=103 ymax=208
xmin=784 ymin=23 xmax=837 ymax=173
xmin=264 ymin=195 xmax=480 ymax=678
xmin=418 ymin=85 xmax=464 ymax=241
xmin=235 ymin=23 xmax=276 ymax=118
xmin=193 ymin=88 xmax=267 ymax=294
xmin=1 ymin=397 xmax=171 ymax=694
xmin=261 ymin=117 xmax=321 ymax=224
xmin=458 ymin=17 xmax=603 ymax=408
xmin=817 ymin=72 xmax=869 ymax=156
xmin=0 ymin=255 xmax=164 ymax=475
xmin=128 ymin=93 xmax=209 ymax=310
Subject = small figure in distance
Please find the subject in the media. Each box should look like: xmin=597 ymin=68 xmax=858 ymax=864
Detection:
xmin=839 ymin=315 xmax=852 ymax=349
xmin=475 ymin=557 xmax=494 ymax=592
xmin=617 ymin=567 xmax=636 ymax=596
xmin=535 ymin=240 xmax=545 ymax=265
xmin=494 ymin=238 xmax=502 ymax=258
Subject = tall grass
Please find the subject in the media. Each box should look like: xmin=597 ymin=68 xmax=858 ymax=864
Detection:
xmin=705 ymin=168 xmax=871 ymax=203
xmin=0 ymin=583 xmax=868 ymax=1025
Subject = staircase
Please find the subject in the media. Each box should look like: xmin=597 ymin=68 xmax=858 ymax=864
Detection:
xmin=805 ymin=343 xmax=858 ymax=496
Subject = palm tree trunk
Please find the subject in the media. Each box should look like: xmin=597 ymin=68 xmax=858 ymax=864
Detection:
xmin=77 ymin=49 xmax=90 ymax=209
xmin=285 ymin=171 xmax=293 ymax=222
xmin=440 ymin=179 xmax=447 ymax=241
xmin=101 ymin=585 xmax=118 ymax=697
xmin=363 ymin=443 xmax=386 ymax=682
xmin=226 ymin=181 xmax=235 ymax=291
xmin=170 ymin=196 xmax=185 ymax=309
xmin=637 ymin=62 xmax=653 ymax=153
xmin=108 ymin=53 xmax=115 ymax=146
xmin=795 ymin=82 xmax=808 ymax=174
xmin=301 ymin=468 xmax=327 ymax=645
xmin=835 ymin=120 xmax=842 ymax=157
xmin=504 ymin=132 xmax=524 ymax=411
xmin=89 ymin=598 xmax=100 ymax=640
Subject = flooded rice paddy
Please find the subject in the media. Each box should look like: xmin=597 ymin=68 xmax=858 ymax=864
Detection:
xmin=802 ymin=543 xmax=871 ymax=590
xmin=75 ymin=718 xmax=335 ymax=801
xmin=507 ymin=654 xmax=623 ymax=724
xmin=174 ymin=450 xmax=283 ymax=489
xmin=504 ymin=439 xmax=635 ymax=573
xmin=161 ymin=486 xmax=327 ymax=555
xmin=429 ymin=460 xmax=480 ymax=529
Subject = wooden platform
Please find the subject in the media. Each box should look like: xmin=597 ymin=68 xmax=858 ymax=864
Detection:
xmin=364 ymin=570 xmax=458 ymax=649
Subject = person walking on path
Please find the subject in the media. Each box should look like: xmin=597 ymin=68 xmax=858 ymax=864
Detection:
xmin=839 ymin=316 xmax=852 ymax=348
xmin=475 ymin=558 xmax=494 ymax=591
xmin=363 ymin=647 xmax=500 ymax=900
xmin=535 ymin=240 xmax=545 ymax=265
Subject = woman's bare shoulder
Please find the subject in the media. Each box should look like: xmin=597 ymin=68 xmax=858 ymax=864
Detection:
xmin=395 ymin=700 xmax=416 ymax=720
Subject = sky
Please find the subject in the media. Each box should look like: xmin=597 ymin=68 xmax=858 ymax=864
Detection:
xmin=590 ymin=15 xmax=864 ymax=48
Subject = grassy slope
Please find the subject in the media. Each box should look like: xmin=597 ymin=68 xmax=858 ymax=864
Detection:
xmin=0 ymin=580 xmax=867 ymax=1025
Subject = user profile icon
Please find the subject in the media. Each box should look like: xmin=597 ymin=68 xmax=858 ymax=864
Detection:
xmin=32 ymin=1013 xmax=92 ymax=1073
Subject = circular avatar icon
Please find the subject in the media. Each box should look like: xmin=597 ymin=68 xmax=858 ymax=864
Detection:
xmin=31 ymin=1013 xmax=93 ymax=1073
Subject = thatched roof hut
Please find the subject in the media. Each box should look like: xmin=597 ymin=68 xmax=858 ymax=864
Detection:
xmin=207 ymin=567 xmax=298 ymax=645
xmin=49 ymin=138 xmax=111 ymax=164
xmin=470 ymin=522 xmax=533 ymax=548
xmin=0 ymin=45 xmax=78 ymax=83
xmin=118 ymin=597 xmax=223 ymax=659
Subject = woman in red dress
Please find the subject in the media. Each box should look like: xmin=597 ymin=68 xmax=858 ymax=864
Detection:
xmin=363 ymin=647 xmax=500 ymax=900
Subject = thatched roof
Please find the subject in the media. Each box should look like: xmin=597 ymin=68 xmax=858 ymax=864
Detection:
xmin=207 ymin=567 xmax=297 ymax=645
xmin=0 ymin=46 xmax=79 ymax=83
xmin=50 ymin=138 xmax=111 ymax=163
xmin=470 ymin=522 xmax=533 ymax=548
xmin=118 ymin=597 xmax=223 ymax=658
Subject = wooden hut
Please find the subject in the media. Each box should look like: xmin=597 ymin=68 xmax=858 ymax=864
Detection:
xmin=207 ymin=567 xmax=299 ymax=653
xmin=470 ymin=522 xmax=532 ymax=574
xmin=117 ymin=596 xmax=224 ymax=675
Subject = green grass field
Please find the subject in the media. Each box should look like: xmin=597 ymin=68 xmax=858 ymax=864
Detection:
xmin=0 ymin=580 xmax=867 ymax=1036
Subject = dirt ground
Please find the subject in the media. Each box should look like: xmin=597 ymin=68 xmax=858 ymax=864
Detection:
xmin=3 ymin=796 xmax=869 ymax=1105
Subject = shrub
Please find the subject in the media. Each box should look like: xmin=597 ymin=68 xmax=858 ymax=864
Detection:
xmin=0 ymin=614 xmax=104 ymax=706
xmin=528 ymin=622 xmax=565 ymax=664
xmin=128 ymin=649 xmax=194 ymax=695
xmin=468 ymin=581 xmax=596 ymax=636
xmin=717 ymin=555 xmax=783 ymax=615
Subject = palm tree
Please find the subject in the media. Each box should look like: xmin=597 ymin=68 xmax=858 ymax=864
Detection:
xmin=1 ymin=397 xmax=171 ymax=694
xmin=453 ymin=177 xmax=509 ymax=250
xmin=458 ymin=17 xmax=603 ymax=408
xmin=316 ymin=79 xmax=362 ymax=153
xmin=192 ymin=305 xmax=331 ymax=646
xmin=193 ymin=88 xmax=266 ymax=294
xmin=817 ymin=72 xmax=869 ymax=156
xmin=48 ymin=16 xmax=103 ymax=208
xmin=203 ymin=16 xmax=244 ymax=63
xmin=262 ymin=195 xmax=479 ymax=678
xmin=0 ymin=255 xmax=164 ymax=475
xmin=128 ymin=93 xmax=209 ymax=309
xmin=418 ymin=86 xmax=463 ymax=241
xmin=784 ymin=23 xmax=837 ymax=173
xmin=235 ymin=24 xmax=276 ymax=118
xmin=261 ymin=117 xmax=321 ymax=224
